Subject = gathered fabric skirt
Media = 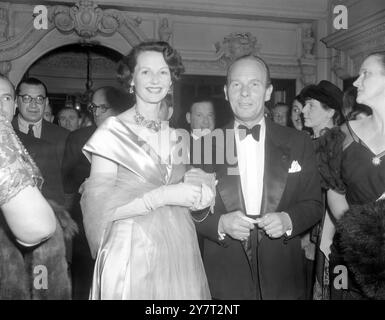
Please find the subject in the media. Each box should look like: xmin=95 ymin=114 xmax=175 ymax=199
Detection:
xmin=90 ymin=205 xmax=211 ymax=300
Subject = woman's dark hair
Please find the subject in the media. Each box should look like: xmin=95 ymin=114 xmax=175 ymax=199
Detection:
xmin=287 ymin=95 xmax=305 ymax=129
xmin=293 ymin=94 xmax=305 ymax=107
xmin=343 ymin=86 xmax=372 ymax=121
xmin=116 ymin=41 xmax=185 ymax=91
xmin=319 ymin=101 xmax=343 ymax=126
xmin=347 ymin=104 xmax=372 ymax=120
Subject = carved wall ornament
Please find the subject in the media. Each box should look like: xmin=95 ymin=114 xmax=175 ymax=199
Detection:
xmin=51 ymin=0 xmax=124 ymax=39
xmin=158 ymin=17 xmax=172 ymax=42
xmin=0 ymin=7 xmax=9 ymax=42
xmin=298 ymin=58 xmax=316 ymax=86
xmin=215 ymin=32 xmax=262 ymax=65
xmin=301 ymin=23 xmax=315 ymax=59
xmin=0 ymin=60 xmax=11 ymax=75
xmin=133 ymin=16 xmax=142 ymax=26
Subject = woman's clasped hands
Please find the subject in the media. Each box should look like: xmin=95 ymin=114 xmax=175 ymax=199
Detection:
xmin=183 ymin=168 xmax=216 ymax=211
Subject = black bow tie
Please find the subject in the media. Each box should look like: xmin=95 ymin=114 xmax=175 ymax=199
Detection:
xmin=238 ymin=124 xmax=261 ymax=141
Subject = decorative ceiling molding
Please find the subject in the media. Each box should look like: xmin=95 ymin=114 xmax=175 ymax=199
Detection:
xmin=321 ymin=8 xmax=385 ymax=59
xmin=2 ymin=0 xmax=319 ymax=84
xmin=0 ymin=0 xmax=146 ymax=61
xmin=15 ymin=0 xmax=328 ymax=21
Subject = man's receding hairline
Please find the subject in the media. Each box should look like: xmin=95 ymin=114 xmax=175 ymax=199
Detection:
xmin=227 ymin=56 xmax=270 ymax=84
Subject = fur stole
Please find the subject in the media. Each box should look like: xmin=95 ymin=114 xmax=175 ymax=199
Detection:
xmin=336 ymin=199 xmax=385 ymax=299
xmin=0 ymin=200 xmax=78 ymax=300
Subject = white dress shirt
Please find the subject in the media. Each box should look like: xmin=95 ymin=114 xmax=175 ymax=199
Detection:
xmin=235 ymin=118 xmax=266 ymax=216
xmin=18 ymin=115 xmax=42 ymax=138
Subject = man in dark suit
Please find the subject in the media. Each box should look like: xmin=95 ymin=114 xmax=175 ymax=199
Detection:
xmin=12 ymin=77 xmax=69 ymax=168
xmin=16 ymin=132 xmax=65 ymax=206
xmin=194 ymin=55 xmax=322 ymax=300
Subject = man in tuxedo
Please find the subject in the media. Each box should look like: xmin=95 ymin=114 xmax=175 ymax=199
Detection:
xmin=194 ymin=55 xmax=322 ymax=300
xmin=12 ymin=77 xmax=69 ymax=168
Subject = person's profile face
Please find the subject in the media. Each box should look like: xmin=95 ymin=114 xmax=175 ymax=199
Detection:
xmin=131 ymin=51 xmax=172 ymax=105
xmin=224 ymin=58 xmax=272 ymax=124
xmin=353 ymin=55 xmax=385 ymax=106
xmin=189 ymin=102 xmax=215 ymax=132
xmin=17 ymin=83 xmax=47 ymax=123
xmin=0 ymin=78 xmax=16 ymax=122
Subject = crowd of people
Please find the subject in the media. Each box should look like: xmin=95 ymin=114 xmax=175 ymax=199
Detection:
xmin=0 ymin=40 xmax=384 ymax=300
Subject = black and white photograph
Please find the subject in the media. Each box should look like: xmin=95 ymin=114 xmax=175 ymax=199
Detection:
xmin=0 ymin=0 xmax=384 ymax=310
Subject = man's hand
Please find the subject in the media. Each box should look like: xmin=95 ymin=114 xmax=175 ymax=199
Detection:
xmin=256 ymin=212 xmax=292 ymax=238
xmin=218 ymin=211 xmax=255 ymax=241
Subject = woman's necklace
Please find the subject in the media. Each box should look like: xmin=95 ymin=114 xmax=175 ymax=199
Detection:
xmin=372 ymin=151 xmax=385 ymax=166
xmin=134 ymin=106 xmax=161 ymax=132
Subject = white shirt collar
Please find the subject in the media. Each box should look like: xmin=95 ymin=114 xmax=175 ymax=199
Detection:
xmin=18 ymin=115 xmax=43 ymax=137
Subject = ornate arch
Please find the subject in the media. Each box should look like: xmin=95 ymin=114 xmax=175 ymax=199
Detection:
xmin=0 ymin=0 xmax=147 ymax=84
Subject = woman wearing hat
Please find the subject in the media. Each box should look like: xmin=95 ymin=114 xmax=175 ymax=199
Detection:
xmin=300 ymin=80 xmax=345 ymax=299
xmin=301 ymin=80 xmax=344 ymax=138
xmin=325 ymin=51 xmax=385 ymax=300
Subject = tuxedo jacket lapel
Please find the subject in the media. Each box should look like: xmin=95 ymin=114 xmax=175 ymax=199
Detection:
xmin=216 ymin=121 xmax=246 ymax=215
xmin=217 ymin=167 xmax=246 ymax=214
xmin=260 ymin=120 xmax=291 ymax=216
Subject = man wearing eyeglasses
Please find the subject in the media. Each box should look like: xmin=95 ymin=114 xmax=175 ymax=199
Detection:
xmin=12 ymin=78 xmax=69 ymax=168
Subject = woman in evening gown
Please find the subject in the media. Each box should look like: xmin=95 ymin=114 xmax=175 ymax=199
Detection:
xmin=80 ymin=41 xmax=212 ymax=300
xmin=323 ymin=51 xmax=385 ymax=299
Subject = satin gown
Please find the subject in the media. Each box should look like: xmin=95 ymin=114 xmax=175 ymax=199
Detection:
xmin=81 ymin=116 xmax=210 ymax=300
